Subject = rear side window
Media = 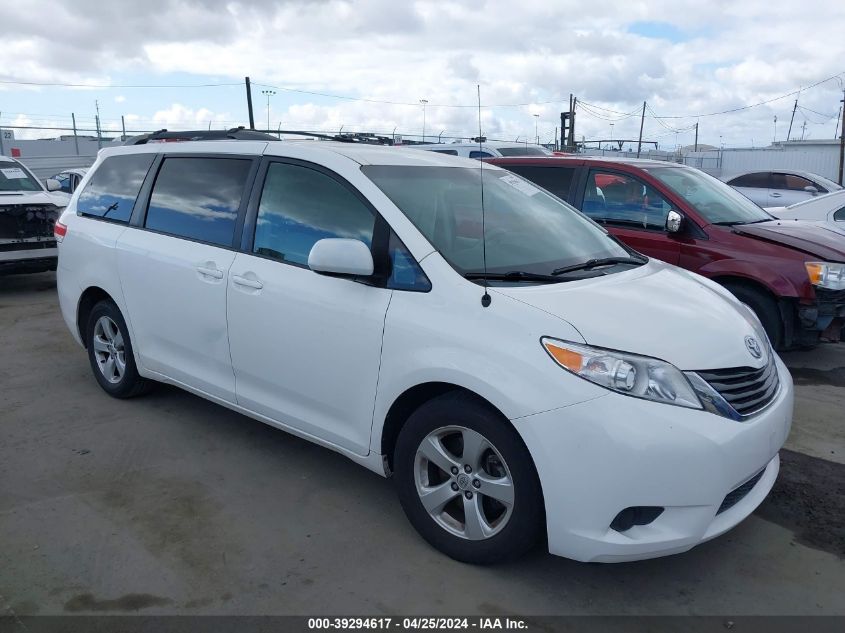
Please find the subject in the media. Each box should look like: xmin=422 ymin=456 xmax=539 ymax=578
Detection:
xmin=469 ymin=151 xmax=494 ymax=159
xmin=505 ymin=165 xmax=574 ymax=200
xmin=76 ymin=154 xmax=154 ymax=223
xmin=144 ymin=157 xmax=252 ymax=247
xmin=430 ymin=149 xmax=458 ymax=155
xmin=728 ymin=173 xmax=769 ymax=189
xmin=774 ymin=173 xmax=823 ymax=192
xmin=834 ymin=207 xmax=845 ymax=222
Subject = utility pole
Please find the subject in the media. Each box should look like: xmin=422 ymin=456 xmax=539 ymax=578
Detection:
xmin=787 ymin=98 xmax=798 ymax=141
xmin=694 ymin=122 xmax=699 ymax=152
xmin=800 ymin=120 xmax=807 ymax=141
xmin=636 ymin=101 xmax=646 ymax=158
xmin=838 ymin=88 xmax=845 ymax=185
xmin=0 ymin=111 xmax=5 ymax=156
xmin=245 ymin=76 xmax=255 ymax=130
xmin=121 ymin=115 xmax=126 ymax=143
xmin=568 ymin=95 xmax=577 ymax=149
xmin=773 ymin=115 xmax=777 ymax=144
xmin=420 ymin=99 xmax=428 ymax=142
xmin=835 ymin=105 xmax=842 ymax=140
xmin=261 ymin=89 xmax=275 ymax=131
xmin=94 ymin=100 xmax=102 ymax=149
xmin=533 ymin=113 xmax=539 ymax=145
xmin=71 ymin=112 xmax=79 ymax=155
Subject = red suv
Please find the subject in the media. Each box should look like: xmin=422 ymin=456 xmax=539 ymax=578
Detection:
xmin=487 ymin=156 xmax=845 ymax=349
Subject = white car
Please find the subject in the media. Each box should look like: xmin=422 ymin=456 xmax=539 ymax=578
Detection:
xmin=1 ymin=155 xmax=70 ymax=274
xmin=55 ymin=141 xmax=793 ymax=564
xmin=412 ymin=141 xmax=553 ymax=159
xmin=49 ymin=167 xmax=89 ymax=194
xmin=766 ymin=189 xmax=845 ymax=237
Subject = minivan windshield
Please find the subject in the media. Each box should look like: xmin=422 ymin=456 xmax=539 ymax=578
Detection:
xmin=362 ymin=165 xmax=634 ymax=279
xmin=647 ymin=166 xmax=772 ymax=225
xmin=0 ymin=161 xmax=42 ymax=193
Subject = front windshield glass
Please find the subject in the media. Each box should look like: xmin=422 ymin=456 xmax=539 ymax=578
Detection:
xmin=496 ymin=146 xmax=552 ymax=157
xmin=0 ymin=162 xmax=42 ymax=192
xmin=362 ymin=165 xmax=631 ymax=277
xmin=647 ymin=166 xmax=772 ymax=225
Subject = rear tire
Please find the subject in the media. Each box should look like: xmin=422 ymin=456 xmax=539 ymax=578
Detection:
xmin=394 ymin=392 xmax=544 ymax=564
xmin=85 ymin=300 xmax=152 ymax=398
xmin=721 ymin=282 xmax=784 ymax=350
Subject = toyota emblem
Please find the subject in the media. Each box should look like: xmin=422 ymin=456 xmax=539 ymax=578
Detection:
xmin=745 ymin=336 xmax=763 ymax=360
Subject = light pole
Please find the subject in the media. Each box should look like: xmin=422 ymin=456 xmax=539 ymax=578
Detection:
xmin=419 ymin=99 xmax=429 ymax=143
xmin=261 ymin=90 xmax=275 ymax=131
xmin=773 ymin=115 xmax=778 ymax=144
xmin=610 ymin=122 xmax=614 ymax=148
xmin=533 ymin=114 xmax=539 ymax=145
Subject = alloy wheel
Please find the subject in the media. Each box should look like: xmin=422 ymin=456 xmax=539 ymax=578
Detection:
xmin=92 ymin=315 xmax=126 ymax=384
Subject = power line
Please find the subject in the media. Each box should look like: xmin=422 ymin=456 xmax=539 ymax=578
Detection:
xmin=0 ymin=79 xmax=244 ymax=88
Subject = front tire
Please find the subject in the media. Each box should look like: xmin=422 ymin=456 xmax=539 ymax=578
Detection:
xmin=722 ymin=282 xmax=784 ymax=350
xmin=394 ymin=392 xmax=544 ymax=564
xmin=85 ymin=300 xmax=151 ymax=398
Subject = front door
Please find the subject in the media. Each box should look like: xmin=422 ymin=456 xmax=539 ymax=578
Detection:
xmin=578 ymin=169 xmax=681 ymax=265
xmin=226 ymin=160 xmax=392 ymax=455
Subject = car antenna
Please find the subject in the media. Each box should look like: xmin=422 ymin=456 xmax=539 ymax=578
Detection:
xmin=478 ymin=84 xmax=491 ymax=308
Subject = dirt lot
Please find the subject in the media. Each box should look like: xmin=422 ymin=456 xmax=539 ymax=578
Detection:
xmin=1 ymin=272 xmax=843 ymax=616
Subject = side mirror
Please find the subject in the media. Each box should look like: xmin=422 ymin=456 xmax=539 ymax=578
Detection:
xmin=803 ymin=185 xmax=819 ymax=196
xmin=665 ymin=210 xmax=683 ymax=234
xmin=308 ymin=238 xmax=374 ymax=277
xmin=45 ymin=178 xmax=62 ymax=192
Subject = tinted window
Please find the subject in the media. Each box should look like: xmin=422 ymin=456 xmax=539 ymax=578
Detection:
xmin=145 ymin=157 xmax=251 ymax=247
xmin=506 ymin=165 xmax=574 ymax=200
xmin=834 ymin=207 xmax=845 ymax=222
xmin=469 ymin=151 xmax=493 ymax=159
xmin=774 ymin=173 xmax=821 ymax=192
xmin=496 ymin=146 xmax=552 ymax=157
xmin=77 ymin=154 xmax=155 ymax=222
xmin=582 ymin=171 xmax=673 ymax=231
xmin=728 ymin=172 xmax=769 ymax=188
xmin=388 ymin=232 xmax=430 ymax=291
xmin=430 ymin=149 xmax=458 ymax=155
xmin=253 ymin=162 xmax=375 ymax=266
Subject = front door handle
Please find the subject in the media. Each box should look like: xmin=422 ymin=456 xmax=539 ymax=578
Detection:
xmin=770 ymin=192 xmax=782 ymax=198
xmin=197 ymin=266 xmax=224 ymax=279
xmin=232 ymin=274 xmax=264 ymax=290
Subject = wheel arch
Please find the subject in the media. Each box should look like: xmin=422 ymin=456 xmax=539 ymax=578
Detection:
xmin=76 ymin=286 xmax=116 ymax=348
xmin=379 ymin=382 xmax=510 ymax=473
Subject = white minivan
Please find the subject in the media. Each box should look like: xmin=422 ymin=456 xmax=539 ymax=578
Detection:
xmin=56 ymin=141 xmax=793 ymax=564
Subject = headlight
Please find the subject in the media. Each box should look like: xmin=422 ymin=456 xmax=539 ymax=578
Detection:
xmin=541 ymin=338 xmax=702 ymax=409
xmin=805 ymin=262 xmax=845 ymax=291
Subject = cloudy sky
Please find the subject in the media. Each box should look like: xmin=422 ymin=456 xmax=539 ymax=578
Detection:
xmin=1 ymin=0 xmax=844 ymax=148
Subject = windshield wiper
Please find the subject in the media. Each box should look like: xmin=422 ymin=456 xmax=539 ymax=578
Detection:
xmin=464 ymin=271 xmax=565 ymax=283
xmin=551 ymin=256 xmax=646 ymax=276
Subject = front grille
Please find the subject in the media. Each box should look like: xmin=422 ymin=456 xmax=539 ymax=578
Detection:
xmin=717 ymin=468 xmax=765 ymax=514
xmin=695 ymin=356 xmax=779 ymax=417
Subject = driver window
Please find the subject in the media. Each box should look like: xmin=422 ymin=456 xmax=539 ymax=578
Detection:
xmin=583 ymin=171 xmax=673 ymax=231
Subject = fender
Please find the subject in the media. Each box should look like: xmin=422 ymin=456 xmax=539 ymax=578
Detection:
xmin=697 ymin=258 xmax=803 ymax=299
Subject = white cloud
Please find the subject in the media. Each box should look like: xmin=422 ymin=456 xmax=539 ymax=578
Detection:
xmin=114 ymin=95 xmax=126 ymax=103
xmin=1 ymin=0 xmax=844 ymax=147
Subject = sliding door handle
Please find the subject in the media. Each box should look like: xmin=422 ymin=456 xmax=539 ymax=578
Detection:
xmin=232 ymin=274 xmax=264 ymax=290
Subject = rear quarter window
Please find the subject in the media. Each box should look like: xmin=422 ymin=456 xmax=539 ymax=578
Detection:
xmin=834 ymin=206 xmax=845 ymax=222
xmin=504 ymin=165 xmax=575 ymax=201
xmin=77 ymin=154 xmax=155 ymax=223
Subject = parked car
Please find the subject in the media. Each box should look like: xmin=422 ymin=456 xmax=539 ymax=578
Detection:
xmin=49 ymin=168 xmax=88 ymax=194
xmin=723 ymin=169 xmax=842 ymax=207
xmin=412 ymin=141 xmax=553 ymax=159
xmin=1 ymin=155 xmax=70 ymax=274
xmin=56 ymin=141 xmax=792 ymax=564
xmin=766 ymin=189 xmax=845 ymax=238
xmin=488 ymin=156 xmax=845 ymax=348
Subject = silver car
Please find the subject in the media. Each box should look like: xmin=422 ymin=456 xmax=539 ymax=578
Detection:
xmin=724 ymin=170 xmax=842 ymax=207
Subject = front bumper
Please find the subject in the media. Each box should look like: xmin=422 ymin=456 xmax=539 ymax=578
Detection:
xmin=798 ymin=288 xmax=845 ymax=340
xmin=513 ymin=355 xmax=793 ymax=563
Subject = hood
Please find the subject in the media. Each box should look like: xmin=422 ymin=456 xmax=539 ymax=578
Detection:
xmin=494 ymin=260 xmax=767 ymax=371
xmin=0 ymin=190 xmax=70 ymax=206
xmin=730 ymin=219 xmax=845 ymax=262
